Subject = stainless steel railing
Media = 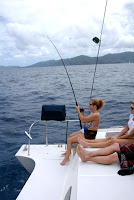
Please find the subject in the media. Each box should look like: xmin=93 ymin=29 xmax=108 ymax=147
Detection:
xmin=25 ymin=118 xmax=80 ymax=156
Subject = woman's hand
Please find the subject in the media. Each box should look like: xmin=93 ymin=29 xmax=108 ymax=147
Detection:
xmin=75 ymin=105 xmax=80 ymax=112
xmin=75 ymin=106 xmax=85 ymax=112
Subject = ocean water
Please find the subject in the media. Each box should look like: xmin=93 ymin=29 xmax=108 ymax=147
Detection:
xmin=0 ymin=63 xmax=134 ymax=199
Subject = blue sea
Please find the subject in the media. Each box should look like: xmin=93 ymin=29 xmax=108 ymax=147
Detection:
xmin=0 ymin=63 xmax=134 ymax=199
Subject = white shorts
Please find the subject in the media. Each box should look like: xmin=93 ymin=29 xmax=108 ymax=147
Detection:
xmin=80 ymin=128 xmax=84 ymax=134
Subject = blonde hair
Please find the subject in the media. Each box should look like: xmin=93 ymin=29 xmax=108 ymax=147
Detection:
xmin=91 ymin=98 xmax=105 ymax=110
xmin=131 ymin=101 xmax=134 ymax=105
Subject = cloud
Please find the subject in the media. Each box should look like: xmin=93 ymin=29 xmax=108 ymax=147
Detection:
xmin=0 ymin=0 xmax=134 ymax=66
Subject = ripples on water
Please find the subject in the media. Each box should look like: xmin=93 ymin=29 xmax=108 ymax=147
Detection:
xmin=0 ymin=63 xmax=134 ymax=199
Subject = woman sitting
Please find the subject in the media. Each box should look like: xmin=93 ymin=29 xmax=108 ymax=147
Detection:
xmin=78 ymin=101 xmax=134 ymax=148
xmin=60 ymin=98 xmax=105 ymax=165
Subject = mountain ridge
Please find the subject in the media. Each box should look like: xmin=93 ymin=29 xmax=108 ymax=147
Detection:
xmin=26 ymin=51 xmax=134 ymax=68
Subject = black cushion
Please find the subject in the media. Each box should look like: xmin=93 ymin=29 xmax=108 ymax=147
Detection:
xmin=41 ymin=105 xmax=66 ymax=121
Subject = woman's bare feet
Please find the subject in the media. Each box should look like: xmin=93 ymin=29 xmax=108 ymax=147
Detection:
xmin=60 ymin=157 xmax=70 ymax=165
xmin=77 ymin=144 xmax=92 ymax=162
xmin=78 ymin=137 xmax=88 ymax=148
xmin=61 ymin=152 xmax=66 ymax=156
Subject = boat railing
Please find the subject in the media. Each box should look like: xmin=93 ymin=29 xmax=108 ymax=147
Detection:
xmin=24 ymin=118 xmax=80 ymax=156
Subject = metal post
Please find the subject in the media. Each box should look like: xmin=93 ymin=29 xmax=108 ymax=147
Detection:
xmin=46 ymin=121 xmax=48 ymax=146
xmin=28 ymin=138 xmax=30 ymax=156
xmin=65 ymin=117 xmax=69 ymax=150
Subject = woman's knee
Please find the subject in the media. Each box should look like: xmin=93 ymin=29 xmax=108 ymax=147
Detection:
xmin=112 ymin=142 xmax=119 ymax=147
xmin=111 ymin=143 xmax=120 ymax=151
xmin=67 ymin=136 xmax=78 ymax=144
xmin=67 ymin=138 xmax=71 ymax=143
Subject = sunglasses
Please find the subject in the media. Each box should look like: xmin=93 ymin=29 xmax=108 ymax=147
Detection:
xmin=131 ymin=107 xmax=134 ymax=110
xmin=89 ymin=104 xmax=93 ymax=105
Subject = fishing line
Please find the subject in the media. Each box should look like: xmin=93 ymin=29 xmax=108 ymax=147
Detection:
xmin=47 ymin=36 xmax=82 ymax=129
xmin=90 ymin=0 xmax=108 ymax=100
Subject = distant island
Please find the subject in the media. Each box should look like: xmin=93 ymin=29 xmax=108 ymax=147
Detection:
xmin=26 ymin=51 xmax=134 ymax=68
xmin=1 ymin=51 xmax=134 ymax=68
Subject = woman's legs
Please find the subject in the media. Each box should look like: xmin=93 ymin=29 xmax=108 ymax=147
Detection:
xmin=69 ymin=130 xmax=83 ymax=138
xmin=78 ymin=138 xmax=113 ymax=148
xmin=60 ymin=133 xmax=84 ymax=165
xmin=61 ymin=131 xmax=83 ymax=155
xmin=77 ymin=143 xmax=120 ymax=161
xmin=78 ymin=138 xmax=134 ymax=148
xmin=89 ymin=154 xmax=119 ymax=164
xmin=78 ymin=135 xmax=111 ymax=147
xmin=113 ymin=138 xmax=134 ymax=145
xmin=77 ymin=143 xmax=120 ymax=164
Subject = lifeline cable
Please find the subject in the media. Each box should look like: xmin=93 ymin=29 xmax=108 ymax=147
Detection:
xmin=90 ymin=0 xmax=108 ymax=100
xmin=47 ymin=36 xmax=82 ymax=129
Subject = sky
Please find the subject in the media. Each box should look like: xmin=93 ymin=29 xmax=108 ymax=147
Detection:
xmin=0 ymin=0 xmax=134 ymax=67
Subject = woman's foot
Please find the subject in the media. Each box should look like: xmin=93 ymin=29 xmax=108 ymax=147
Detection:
xmin=78 ymin=137 xmax=88 ymax=148
xmin=61 ymin=152 xmax=66 ymax=156
xmin=60 ymin=157 xmax=70 ymax=165
xmin=77 ymin=144 xmax=91 ymax=162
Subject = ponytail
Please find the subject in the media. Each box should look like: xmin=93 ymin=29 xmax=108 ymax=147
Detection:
xmin=91 ymin=98 xmax=105 ymax=110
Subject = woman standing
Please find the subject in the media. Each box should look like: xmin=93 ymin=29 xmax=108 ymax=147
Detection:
xmin=60 ymin=98 xmax=105 ymax=165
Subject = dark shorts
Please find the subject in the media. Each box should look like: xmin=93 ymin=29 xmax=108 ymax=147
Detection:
xmin=118 ymin=144 xmax=134 ymax=162
xmin=119 ymin=144 xmax=134 ymax=153
xmin=84 ymin=127 xmax=97 ymax=140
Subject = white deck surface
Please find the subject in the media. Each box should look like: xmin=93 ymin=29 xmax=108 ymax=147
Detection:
xmin=77 ymin=150 xmax=134 ymax=200
xmin=16 ymin=145 xmax=76 ymax=200
xmin=15 ymin=127 xmax=134 ymax=200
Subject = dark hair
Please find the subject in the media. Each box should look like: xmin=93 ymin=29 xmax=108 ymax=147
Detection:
xmin=91 ymin=98 xmax=105 ymax=110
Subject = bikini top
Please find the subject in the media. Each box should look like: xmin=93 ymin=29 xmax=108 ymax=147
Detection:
xmin=85 ymin=121 xmax=98 ymax=129
xmin=128 ymin=114 xmax=134 ymax=135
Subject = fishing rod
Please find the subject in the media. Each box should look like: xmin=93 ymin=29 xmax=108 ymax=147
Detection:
xmin=47 ymin=36 xmax=82 ymax=129
xmin=90 ymin=0 xmax=108 ymax=100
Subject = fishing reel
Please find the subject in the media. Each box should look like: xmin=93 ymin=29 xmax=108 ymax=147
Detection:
xmin=80 ymin=107 xmax=84 ymax=113
xmin=92 ymin=37 xmax=100 ymax=44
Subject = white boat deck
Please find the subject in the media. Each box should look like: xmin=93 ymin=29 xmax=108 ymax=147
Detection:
xmin=16 ymin=144 xmax=75 ymax=200
xmin=77 ymin=153 xmax=133 ymax=200
xmin=15 ymin=127 xmax=134 ymax=200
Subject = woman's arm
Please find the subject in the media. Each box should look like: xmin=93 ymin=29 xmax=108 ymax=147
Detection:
xmin=116 ymin=124 xmax=129 ymax=138
xmin=75 ymin=106 xmax=98 ymax=123
xmin=118 ymin=128 xmax=134 ymax=139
